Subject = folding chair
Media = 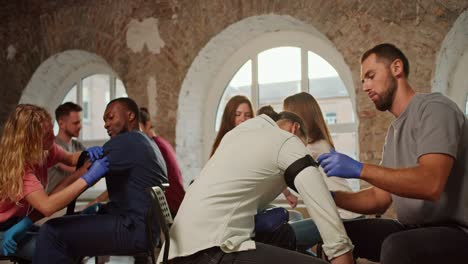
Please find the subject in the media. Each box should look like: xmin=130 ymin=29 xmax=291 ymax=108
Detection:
xmin=148 ymin=185 xmax=173 ymax=264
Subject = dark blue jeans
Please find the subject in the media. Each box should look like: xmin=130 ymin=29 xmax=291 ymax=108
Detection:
xmin=344 ymin=218 xmax=468 ymax=264
xmin=33 ymin=214 xmax=152 ymax=264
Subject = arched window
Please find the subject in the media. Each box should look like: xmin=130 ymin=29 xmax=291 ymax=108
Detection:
xmin=55 ymin=73 xmax=127 ymax=144
xmin=216 ymin=46 xmax=357 ymax=159
xmin=177 ymin=16 xmax=358 ymax=187
xmin=465 ymin=95 xmax=468 ymax=117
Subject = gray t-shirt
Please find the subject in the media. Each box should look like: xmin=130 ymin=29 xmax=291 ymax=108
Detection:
xmin=382 ymin=93 xmax=468 ymax=230
xmin=46 ymin=137 xmax=85 ymax=193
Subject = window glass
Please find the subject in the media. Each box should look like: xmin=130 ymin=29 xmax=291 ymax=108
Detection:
xmin=217 ymin=46 xmax=360 ymax=192
xmin=318 ymin=98 xmax=355 ymax=124
xmin=63 ymin=84 xmax=77 ymax=103
xmin=259 ymin=47 xmax=301 ymax=112
xmin=325 ymin=112 xmax=337 ymax=124
xmin=81 ymin=74 xmax=110 ymax=140
xmin=308 ymin=51 xmax=348 ymax=99
xmin=332 ymin=132 xmax=357 ymax=160
xmin=215 ymin=60 xmax=252 ymax=130
xmin=116 ymin=78 xmax=128 ymax=98
xmin=465 ymin=95 xmax=468 ymax=117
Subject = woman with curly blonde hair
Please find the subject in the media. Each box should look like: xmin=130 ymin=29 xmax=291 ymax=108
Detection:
xmin=0 ymin=104 xmax=108 ymax=260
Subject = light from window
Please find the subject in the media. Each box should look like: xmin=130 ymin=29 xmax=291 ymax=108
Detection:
xmin=259 ymin=47 xmax=301 ymax=111
xmin=81 ymin=74 xmax=110 ymax=140
xmin=308 ymin=51 xmax=348 ymax=99
xmin=465 ymin=95 xmax=468 ymax=117
xmin=215 ymin=60 xmax=252 ymax=130
xmin=325 ymin=112 xmax=337 ymax=124
xmin=331 ymin=132 xmax=359 ymax=191
xmin=116 ymin=79 xmax=128 ymax=98
xmin=319 ymin=98 xmax=355 ymax=124
xmin=64 ymin=84 xmax=77 ymax=102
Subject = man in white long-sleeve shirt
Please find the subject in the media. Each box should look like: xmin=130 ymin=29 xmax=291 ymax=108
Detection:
xmin=160 ymin=112 xmax=354 ymax=264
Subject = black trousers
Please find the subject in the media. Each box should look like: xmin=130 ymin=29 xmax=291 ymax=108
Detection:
xmin=170 ymin=243 xmax=327 ymax=264
xmin=254 ymin=223 xmax=296 ymax=251
xmin=33 ymin=214 xmax=149 ymax=264
xmin=344 ymin=218 xmax=468 ymax=264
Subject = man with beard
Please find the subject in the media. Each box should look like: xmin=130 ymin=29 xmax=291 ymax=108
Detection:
xmin=317 ymin=43 xmax=468 ymax=264
xmin=34 ymin=98 xmax=168 ymax=263
xmin=47 ymin=102 xmax=86 ymax=193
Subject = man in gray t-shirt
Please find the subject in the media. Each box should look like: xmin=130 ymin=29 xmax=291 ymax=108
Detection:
xmin=318 ymin=43 xmax=468 ymax=264
xmin=47 ymin=102 xmax=86 ymax=192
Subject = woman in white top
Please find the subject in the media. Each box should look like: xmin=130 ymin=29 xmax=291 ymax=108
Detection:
xmin=283 ymin=92 xmax=362 ymax=250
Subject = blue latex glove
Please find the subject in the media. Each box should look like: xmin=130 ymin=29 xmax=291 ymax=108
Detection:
xmin=81 ymin=203 xmax=101 ymax=215
xmin=81 ymin=157 xmax=109 ymax=186
xmin=2 ymin=217 xmax=33 ymax=256
xmin=317 ymin=148 xmax=363 ymax=179
xmin=86 ymin=146 xmax=104 ymax=162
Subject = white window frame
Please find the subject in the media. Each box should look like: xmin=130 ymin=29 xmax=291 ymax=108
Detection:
xmin=60 ymin=65 xmax=124 ymax=147
xmin=205 ymin=32 xmax=358 ymax=162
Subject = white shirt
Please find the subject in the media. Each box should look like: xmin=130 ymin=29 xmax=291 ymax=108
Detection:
xmin=308 ymin=140 xmax=362 ymax=219
xmin=159 ymin=115 xmax=353 ymax=262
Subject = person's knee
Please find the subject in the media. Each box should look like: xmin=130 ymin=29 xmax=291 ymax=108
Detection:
xmin=380 ymin=233 xmax=412 ymax=264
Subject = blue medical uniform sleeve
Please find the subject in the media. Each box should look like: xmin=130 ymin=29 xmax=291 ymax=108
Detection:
xmin=103 ymin=133 xmax=136 ymax=172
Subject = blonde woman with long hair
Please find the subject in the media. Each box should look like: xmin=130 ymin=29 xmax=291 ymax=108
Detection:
xmin=0 ymin=104 xmax=108 ymax=260
xmin=283 ymin=92 xmax=361 ymax=251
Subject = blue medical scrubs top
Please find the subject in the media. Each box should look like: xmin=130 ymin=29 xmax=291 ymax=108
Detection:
xmin=102 ymin=130 xmax=168 ymax=224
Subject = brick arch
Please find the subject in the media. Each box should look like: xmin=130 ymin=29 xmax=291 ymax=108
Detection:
xmin=19 ymin=50 xmax=118 ymax=115
xmin=432 ymin=10 xmax=468 ymax=110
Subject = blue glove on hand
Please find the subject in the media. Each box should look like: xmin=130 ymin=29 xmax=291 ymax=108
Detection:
xmin=317 ymin=148 xmax=363 ymax=179
xmin=81 ymin=203 xmax=101 ymax=215
xmin=2 ymin=217 xmax=33 ymax=256
xmin=81 ymin=157 xmax=109 ymax=186
xmin=86 ymin=146 xmax=104 ymax=162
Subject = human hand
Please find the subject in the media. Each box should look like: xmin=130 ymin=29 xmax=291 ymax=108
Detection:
xmin=86 ymin=146 xmax=104 ymax=162
xmin=2 ymin=217 xmax=33 ymax=256
xmin=284 ymin=192 xmax=298 ymax=208
xmin=81 ymin=157 xmax=109 ymax=186
xmin=317 ymin=148 xmax=363 ymax=179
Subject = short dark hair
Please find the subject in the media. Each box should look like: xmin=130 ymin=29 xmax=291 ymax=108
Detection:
xmin=257 ymin=105 xmax=279 ymax=121
xmin=108 ymin=97 xmax=140 ymax=123
xmin=361 ymin=43 xmax=410 ymax=77
xmin=277 ymin=111 xmax=308 ymax=139
xmin=55 ymin=102 xmax=82 ymax=121
xmin=139 ymin=107 xmax=150 ymax=124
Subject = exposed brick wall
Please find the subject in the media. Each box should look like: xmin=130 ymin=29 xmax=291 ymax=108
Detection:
xmin=0 ymin=0 xmax=466 ymax=169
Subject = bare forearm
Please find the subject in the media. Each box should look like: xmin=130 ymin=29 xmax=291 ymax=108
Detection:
xmin=43 ymin=179 xmax=88 ymax=216
xmin=50 ymin=165 xmax=88 ymax=194
xmin=61 ymin=151 xmax=82 ymax=167
xmin=334 ymin=187 xmax=389 ymax=215
xmin=330 ymin=250 xmax=354 ymax=264
xmin=57 ymin=163 xmax=76 ymax=173
xmin=361 ymin=163 xmax=443 ymax=201
xmin=27 ymin=179 xmax=89 ymax=217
